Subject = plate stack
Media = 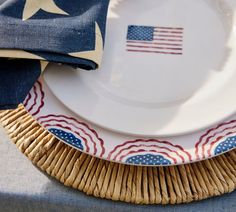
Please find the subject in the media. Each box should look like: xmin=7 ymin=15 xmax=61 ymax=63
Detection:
xmin=1 ymin=0 xmax=236 ymax=204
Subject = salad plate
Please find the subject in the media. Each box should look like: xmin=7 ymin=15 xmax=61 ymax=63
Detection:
xmin=44 ymin=0 xmax=236 ymax=137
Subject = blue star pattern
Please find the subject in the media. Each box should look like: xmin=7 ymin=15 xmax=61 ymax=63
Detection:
xmin=126 ymin=154 xmax=171 ymax=165
xmin=214 ymin=136 xmax=236 ymax=155
xmin=49 ymin=128 xmax=83 ymax=150
xmin=127 ymin=25 xmax=154 ymax=41
xmin=0 ymin=0 xmax=110 ymax=109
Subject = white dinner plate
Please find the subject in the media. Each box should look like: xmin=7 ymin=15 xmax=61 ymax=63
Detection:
xmin=44 ymin=0 xmax=236 ymax=137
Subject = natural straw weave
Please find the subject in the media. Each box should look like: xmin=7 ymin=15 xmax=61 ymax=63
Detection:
xmin=0 ymin=105 xmax=236 ymax=204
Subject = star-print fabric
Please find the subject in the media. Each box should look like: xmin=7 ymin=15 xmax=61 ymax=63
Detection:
xmin=0 ymin=0 xmax=110 ymax=109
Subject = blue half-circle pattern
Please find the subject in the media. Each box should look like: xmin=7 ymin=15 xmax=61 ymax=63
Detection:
xmin=126 ymin=154 xmax=171 ymax=165
xmin=49 ymin=128 xmax=83 ymax=150
xmin=214 ymin=135 xmax=236 ymax=155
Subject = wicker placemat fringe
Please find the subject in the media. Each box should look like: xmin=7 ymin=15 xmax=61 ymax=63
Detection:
xmin=0 ymin=105 xmax=235 ymax=204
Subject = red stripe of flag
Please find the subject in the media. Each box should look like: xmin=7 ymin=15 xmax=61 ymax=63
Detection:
xmin=153 ymin=34 xmax=183 ymax=38
xmin=127 ymin=40 xmax=182 ymax=46
xmin=155 ymin=26 xmax=183 ymax=30
xmin=154 ymin=30 xmax=183 ymax=34
xmin=126 ymin=49 xmax=182 ymax=55
xmin=153 ymin=38 xmax=183 ymax=42
xmin=126 ymin=44 xmax=182 ymax=51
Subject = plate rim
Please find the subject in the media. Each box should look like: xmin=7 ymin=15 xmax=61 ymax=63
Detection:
xmin=23 ymin=78 xmax=236 ymax=166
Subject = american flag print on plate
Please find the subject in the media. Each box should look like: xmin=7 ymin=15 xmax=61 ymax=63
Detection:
xmin=126 ymin=25 xmax=183 ymax=55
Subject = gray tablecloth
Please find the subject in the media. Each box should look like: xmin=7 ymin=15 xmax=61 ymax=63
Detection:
xmin=0 ymin=126 xmax=235 ymax=212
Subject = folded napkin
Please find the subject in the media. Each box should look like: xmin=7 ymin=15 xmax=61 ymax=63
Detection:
xmin=0 ymin=0 xmax=110 ymax=109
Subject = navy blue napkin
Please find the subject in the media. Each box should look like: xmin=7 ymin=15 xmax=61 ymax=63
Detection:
xmin=0 ymin=0 xmax=110 ymax=109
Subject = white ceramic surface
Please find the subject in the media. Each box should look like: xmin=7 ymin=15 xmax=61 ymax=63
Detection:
xmin=45 ymin=0 xmax=236 ymax=137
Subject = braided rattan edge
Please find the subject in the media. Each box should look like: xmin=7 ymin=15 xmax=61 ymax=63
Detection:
xmin=0 ymin=105 xmax=235 ymax=204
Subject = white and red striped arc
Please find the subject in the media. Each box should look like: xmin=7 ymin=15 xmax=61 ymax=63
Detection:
xmin=126 ymin=26 xmax=183 ymax=55
xmin=37 ymin=114 xmax=105 ymax=157
xmin=195 ymin=120 xmax=236 ymax=160
xmin=108 ymin=139 xmax=192 ymax=165
xmin=23 ymin=80 xmax=45 ymax=116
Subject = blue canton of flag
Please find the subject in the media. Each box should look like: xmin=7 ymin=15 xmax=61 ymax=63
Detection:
xmin=127 ymin=25 xmax=155 ymax=41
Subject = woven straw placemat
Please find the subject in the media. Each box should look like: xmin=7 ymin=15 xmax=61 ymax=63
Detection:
xmin=0 ymin=105 xmax=236 ymax=204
